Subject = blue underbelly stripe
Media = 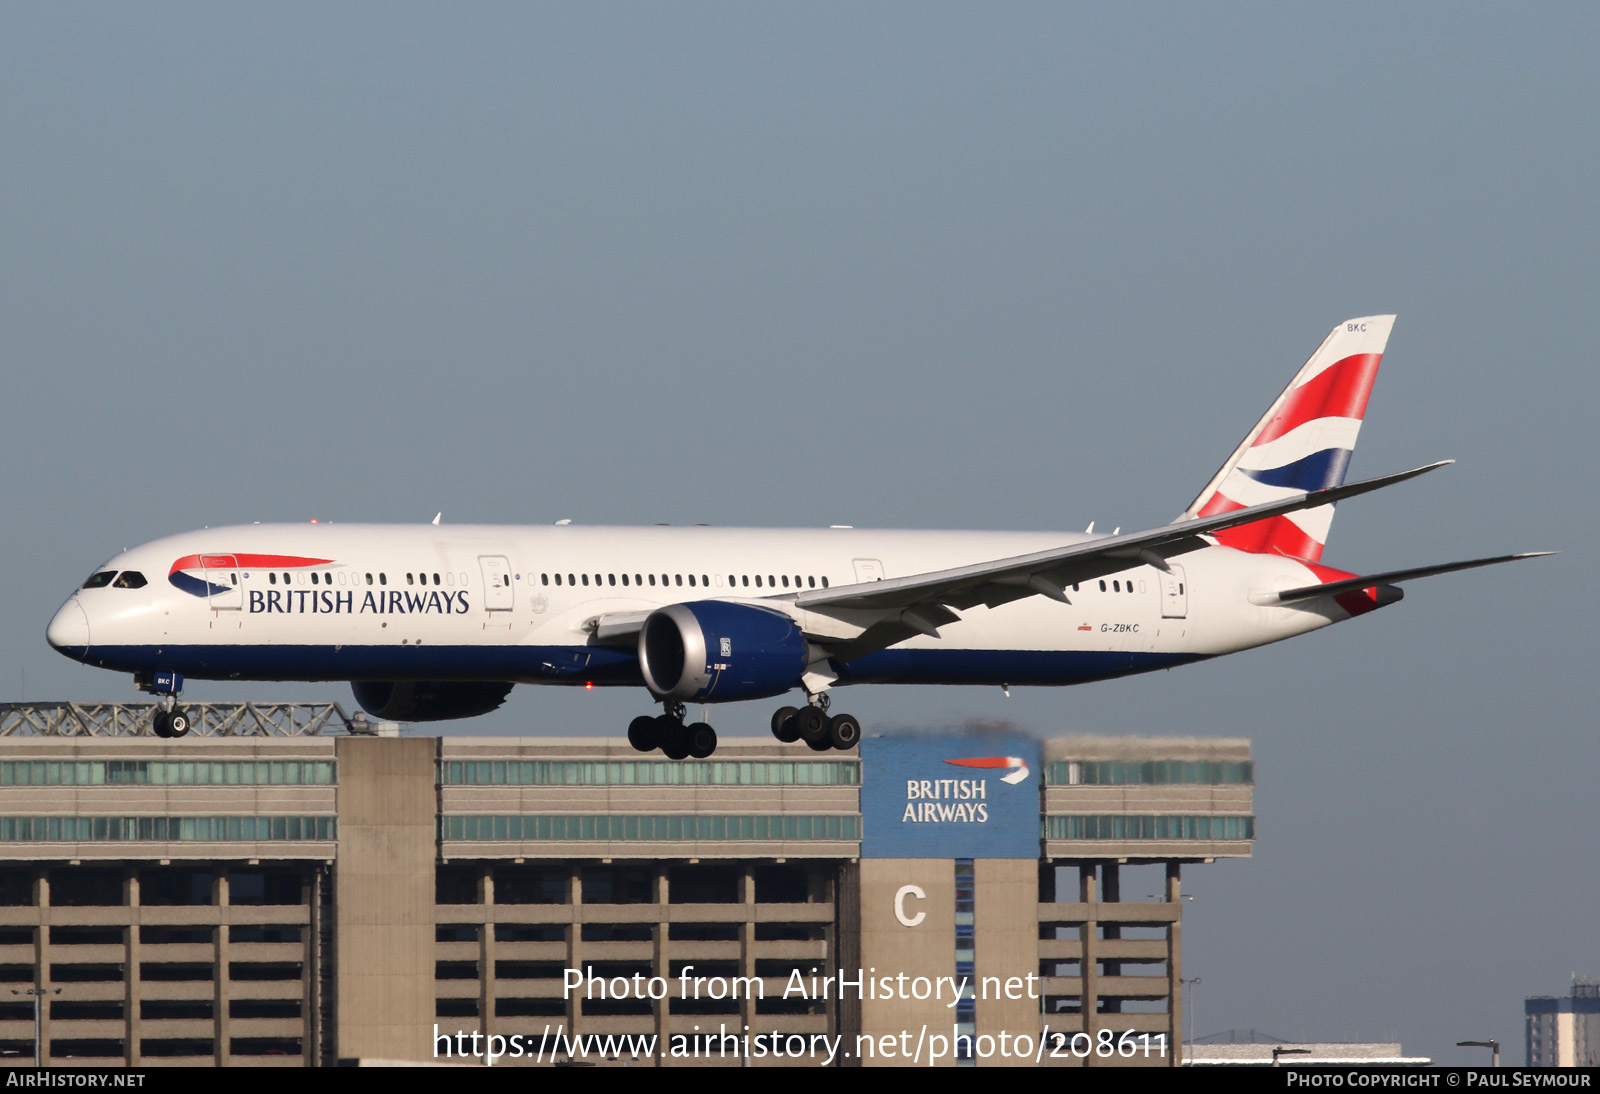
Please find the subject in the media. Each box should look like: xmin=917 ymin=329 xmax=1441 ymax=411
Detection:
xmin=84 ymin=644 xmax=1207 ymax=691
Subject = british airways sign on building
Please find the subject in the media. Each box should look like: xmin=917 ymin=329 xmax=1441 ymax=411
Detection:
xmin=860 ymin=737 xmax=1041 ymax=859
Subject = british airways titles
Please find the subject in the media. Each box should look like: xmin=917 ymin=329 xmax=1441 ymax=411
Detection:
xmin=246 ymin=589 xmax=471 ymax=615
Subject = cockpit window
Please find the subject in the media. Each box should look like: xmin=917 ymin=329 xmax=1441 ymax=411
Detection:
xmin=82 ymin=571 xmax=117 ymax=589
xmin=112 ymin=571 xmax=147 ymax=589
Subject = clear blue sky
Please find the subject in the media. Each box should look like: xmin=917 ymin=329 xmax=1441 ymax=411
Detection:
xmin=3 ymin=3 xmax=1594 ymax=1065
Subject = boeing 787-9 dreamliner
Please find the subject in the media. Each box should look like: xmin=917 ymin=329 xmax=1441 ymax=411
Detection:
xmin=46 ymin=316 xmax=1548 ymax=756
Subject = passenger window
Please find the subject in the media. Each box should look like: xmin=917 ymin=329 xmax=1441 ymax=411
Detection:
xmin=1100 ymin=581 xmax=1107 ymax=592
xmin=688 ymin=575 xmax=696 ymax=587
xmin=582 ymin=575 xmax=589 ymax=586
xmin=821 ymin=576 xmax=829 ymax=588
xmin=608 ymin=574 xmax=616 ymax=586
xmin=81 ymin=571 xmax=116 ymax=589
xmin=365 ymin=573 xmax=373 ymax=585
xmin=113 ymin=571 xmax=148 ymax=589
xmin=269 ymin=573 xmax=277 ymax=585
xmin=380 ymin=574 xmax=387 ymax=586
xmin=541 ymin=574 xmax=549 ymax=586
xmin=635 ymin=574 xmax=643 ymax=586
xmin=648 ymin=574 xmax=656 ymax=586
xmin=433 ymin=573 xmax=441 ymax=585
xmin=742 ymin=576 xmax=749 ymax=587
xmin=406 ymin=573 xmax=414 ymax=586
xmin=754 ymin=575 xmax=762 ymax=588
xmin=808 ymin=577 xmax=815 ymax=588
xmin=674 ymin=575 xmax=682 ymax=587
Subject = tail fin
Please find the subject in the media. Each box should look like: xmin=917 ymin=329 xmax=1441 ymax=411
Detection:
xmin=1178 ymin=315 xmax=1395 ymax=561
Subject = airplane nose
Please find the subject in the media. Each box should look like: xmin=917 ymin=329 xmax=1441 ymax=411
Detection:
xmin=47 ymin=600 xmax=91 ymax=658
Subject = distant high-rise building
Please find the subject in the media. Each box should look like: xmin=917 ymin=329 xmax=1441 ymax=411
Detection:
xmin=1526 ymin=980 xmax=1600 ymax=1066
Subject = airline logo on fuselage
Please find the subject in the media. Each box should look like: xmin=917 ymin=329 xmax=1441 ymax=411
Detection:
xmin=169 ymin=555 xmax=471 ymax=614
xmin=168 ymin=553 xmax=333 ymax=598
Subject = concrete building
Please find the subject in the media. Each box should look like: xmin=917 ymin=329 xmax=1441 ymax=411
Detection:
xmin=0 ymin=729 xmax=1254 ymax=1067
xmin=1527 ymin=981 xmax=1600 ymax=1067
xmin=1184 ymin=1030 xmax=1430 ymax=1067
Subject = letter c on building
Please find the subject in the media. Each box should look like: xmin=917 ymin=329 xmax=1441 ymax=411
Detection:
xmin=894 ymin=884 xmax=926 ymax=928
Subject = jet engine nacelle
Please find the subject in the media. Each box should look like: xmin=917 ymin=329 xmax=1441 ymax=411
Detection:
xmin=638 ymin=601 xmax=808 ymax=703
xmin=351 ymin=680 xmax=513 ymax=722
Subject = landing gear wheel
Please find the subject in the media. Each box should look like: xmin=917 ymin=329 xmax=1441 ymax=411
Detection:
xmin=628 ymin=715 xmax=660 ymax=753
xmin=794 ymin=706 xmax=829 ymax=747
xmin=686 ymin=722 xmax=717 ymax=759
xmin=151 ymin=710 xmax=173 ymax=739
xmin=827 ymin=713 xmax=861 ymax=751
xmin=659 ymin=717 xmax=691 ymax=761
xmin=167 ymin=708 xmax=191 ymax=738
xmin=804 ymin=731 xmax=834 ymax=752
xmin=771 ymin=706 xmax=800 ymax=743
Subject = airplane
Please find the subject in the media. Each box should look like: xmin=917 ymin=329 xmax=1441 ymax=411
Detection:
xmin=45 ymin=316 xmax=1549 ymax=755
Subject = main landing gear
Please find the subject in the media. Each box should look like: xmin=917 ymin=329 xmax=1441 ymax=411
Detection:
xmin=628 ymin=702 xmax=718 ymax=759
xmin=770 ymin=694 xmax=860 ymax=752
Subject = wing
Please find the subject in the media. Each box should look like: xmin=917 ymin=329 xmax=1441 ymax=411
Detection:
xmin=787 ymin=461 xmax=1451 ymax=657
xmin=583 ymin=460 xmax=1451 ymax=657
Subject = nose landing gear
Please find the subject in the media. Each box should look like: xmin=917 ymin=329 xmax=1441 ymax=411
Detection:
xmin=137 ymin=671 xmax=191 ymax=738
xmin=152 ymin=706 xmax=191 ymax=739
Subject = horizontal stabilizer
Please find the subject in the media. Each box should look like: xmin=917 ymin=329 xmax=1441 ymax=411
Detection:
xmin=1264 ymin=551 xmax=1556 ymax=605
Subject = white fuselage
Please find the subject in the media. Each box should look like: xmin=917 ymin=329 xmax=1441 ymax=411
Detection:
xmin=48 ymin=523 xmax=1351 ymax=697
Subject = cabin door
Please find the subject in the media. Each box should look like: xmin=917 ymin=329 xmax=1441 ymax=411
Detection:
xmin=479 ymin=556 xmax=514 ymax=611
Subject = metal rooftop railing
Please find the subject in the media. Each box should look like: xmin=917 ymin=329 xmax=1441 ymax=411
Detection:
xmin=0 ymin=701 xmax=360 ymax=737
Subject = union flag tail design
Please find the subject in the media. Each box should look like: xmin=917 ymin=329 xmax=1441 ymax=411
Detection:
xmin=1178 ymin=316 xmax=1395 ymax=562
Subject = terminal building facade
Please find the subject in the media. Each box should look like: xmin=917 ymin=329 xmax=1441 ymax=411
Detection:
xmin=0 ymin=723 xmax=1254 ymax=1067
